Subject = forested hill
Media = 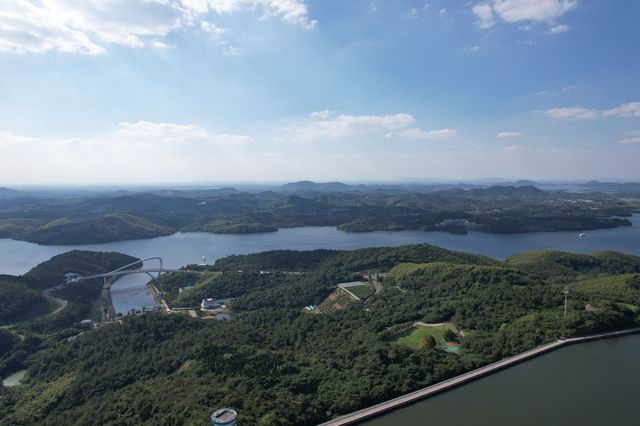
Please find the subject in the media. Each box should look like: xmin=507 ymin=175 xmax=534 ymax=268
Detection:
xmin=211 ymin=243 xmax=499 ymax=273
xmin=0 ymin=250 xmax=139 ymax=328
xmin=1 ymin=246 xmax=639 ymax=424
xmin=0 ymin=184 xmax=637 ymax=244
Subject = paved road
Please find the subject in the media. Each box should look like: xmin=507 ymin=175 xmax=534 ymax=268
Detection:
xmin=320 ymin=327 xmax=640 ymax=426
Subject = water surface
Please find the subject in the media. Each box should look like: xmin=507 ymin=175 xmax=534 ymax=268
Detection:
xmin=364 ymin=335 xmax=640 ymax=426
xmin=1 ymin=214 xmax=638 ymax=276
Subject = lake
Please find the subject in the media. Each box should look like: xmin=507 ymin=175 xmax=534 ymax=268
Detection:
xmin=0 ymin=213 xmax=639 ymax=313
xmin=363 ymin=334 xmax=640 ymax=426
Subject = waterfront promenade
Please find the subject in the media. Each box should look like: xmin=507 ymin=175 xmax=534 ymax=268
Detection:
xmin=320 ymin=327 xmax=640 ymax=426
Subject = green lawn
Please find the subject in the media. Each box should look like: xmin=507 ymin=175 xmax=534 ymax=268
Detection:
xmin=396 ymin=323 xmax=458 ymax=349
xmin=344 ymin=283 xmax=374 ymax=300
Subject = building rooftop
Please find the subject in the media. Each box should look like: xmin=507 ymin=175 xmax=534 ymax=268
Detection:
xmin=211 ymin=408 xmax=237 ymax=425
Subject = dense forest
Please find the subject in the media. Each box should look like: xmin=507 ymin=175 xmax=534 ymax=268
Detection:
xmin=0 ymin=184 xmax=638 ymax=244
xmin=1 ymin=245 xmax=639 ymax=424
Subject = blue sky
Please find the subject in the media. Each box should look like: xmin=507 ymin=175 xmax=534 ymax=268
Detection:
xmin=0 ymin=0 xmax=639 ymax=184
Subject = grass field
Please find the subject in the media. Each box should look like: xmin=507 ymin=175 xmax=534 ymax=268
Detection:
xmin=343 ymin=282 xmax=374 ymax=300
xmin=396 ymin=323 xmax=459 ymax=350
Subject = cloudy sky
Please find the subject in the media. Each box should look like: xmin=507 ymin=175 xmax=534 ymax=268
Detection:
xmin=0 ymin=0 xmax=639 ymax=184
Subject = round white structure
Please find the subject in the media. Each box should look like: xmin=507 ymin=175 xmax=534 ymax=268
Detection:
xmin=211 ymin=408 xmax=237 ymax=426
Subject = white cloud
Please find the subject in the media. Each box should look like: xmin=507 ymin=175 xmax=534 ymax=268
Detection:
xmin=541 ymin=107 xmax=598 ymax=120
xmin=492 ymin=0 xmax=577 ymax=22
xmin=287 ymin=112 xmax=415 ymax=142
xmin=497 ymin=131 xmax=523 ymax=138
xmin=541 ymin=101 xmax=640 ymax=121
xmin=116 ymin=121 xmax=251 ymax=144
xmin=549 ymin=24 xmax=569 ymax=34
xmin=619 ymin=131 xmax=640 ymax=145
xmin=0 ymin=0 xmax=104 ymax=54
xmin=284 ymin=112 xmax=455 ymax=144
xmin=465 ymin=45 xmax=481 ymax=53
xmin=620 ymin=136 xmax=640 ymax=145
xmin=603 ymin=102 xmax=640 ymax=118
xmin=394 ymin=128 xmax=457 ymax=140
xmin=309 ymin=110 xmax=333 ymax=119
xmin=200 ymin=0 xmax=316 ymax=28
xmin=200 ymin=20 xmax=225 ymax=37
xmin=502 ymin=145 xmax=521 ymax=151
xmin=0 ymin=0 xmax=316 ymax=55
xmin=42 ymin=0 xmax=184 ymax=48
xmin=0 ymin=122 xmax=255 ymax=184
xmin=0 ymin=130 xmax=41 ymax=145
xmin=473 ymin=0 xmax=577 ymax=29
xmin=472 ymin=3 xmax=495 ymax=28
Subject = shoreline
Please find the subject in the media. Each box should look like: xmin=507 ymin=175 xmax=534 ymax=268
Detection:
xmin=320 ymin=327 xmax=640 ymax=426
xmin=1 ymin=217 xmax=636 ymax=247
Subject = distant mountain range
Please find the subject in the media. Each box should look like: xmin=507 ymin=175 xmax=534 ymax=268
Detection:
xmin=580 ymin=181 xmax=640 ymax=192
xmin=276 ymin=180 xmax=360 ymax=193
xmin=2 ymin=180 xmax=640 ymax=200
xmin=0 ymin=187 xmax=24 ymax=200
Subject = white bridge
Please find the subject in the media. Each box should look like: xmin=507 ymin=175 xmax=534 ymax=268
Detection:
xmin=72 ymin=257 xmax=177 ymax=288
xmin=69 ymin=257 xmax=178 ymax=321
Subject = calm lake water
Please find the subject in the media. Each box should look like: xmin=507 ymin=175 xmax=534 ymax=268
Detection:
xmin=0 ymin=214 xmax=638 ymax=313
xmin=363 ymin=334 xmax=640 ymax=426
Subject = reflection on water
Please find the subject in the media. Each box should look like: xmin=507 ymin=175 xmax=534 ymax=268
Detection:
xmin=110 ymin=264 xmax=156 ymax=314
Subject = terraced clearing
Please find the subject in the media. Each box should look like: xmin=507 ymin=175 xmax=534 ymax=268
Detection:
xmin=342 ymin=282 xmax=374 ymax=300
xmin=315 ymin=288 xmax=358 ymax=313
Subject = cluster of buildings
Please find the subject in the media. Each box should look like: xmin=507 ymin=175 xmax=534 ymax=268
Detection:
xmin=200 ymin=298 xmax=234 ymax=311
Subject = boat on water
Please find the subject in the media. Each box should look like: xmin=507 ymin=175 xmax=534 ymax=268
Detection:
xmin=579 ymin=233 xmax=586 ymax=237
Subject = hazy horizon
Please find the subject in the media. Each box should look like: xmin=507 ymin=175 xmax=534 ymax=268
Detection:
xmin=1 ymin=0 xmax=639 ymax=184
xmin=5 ymin=177 xmax=640 ymax=192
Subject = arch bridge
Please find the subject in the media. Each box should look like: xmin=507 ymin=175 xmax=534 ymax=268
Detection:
xmin=72 ymin=257 xmax=178 ymax=322
xmin=74 ymin=257 xmax=177 ymax=289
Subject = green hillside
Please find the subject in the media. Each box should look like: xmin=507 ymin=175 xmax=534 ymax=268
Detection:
xmin=21 ymin=213 xmax=172 ymax=245
xmin=0 ymin=247 xmax=638 ymax=425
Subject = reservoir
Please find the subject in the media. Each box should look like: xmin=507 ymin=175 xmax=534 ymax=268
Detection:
xmin=0 ymin=214 xmax=638 ymax=276
xmin=0 ymin=214 xmax=638 ymax=313
xmin=363 ymin=334 xmax=640 ymax=426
